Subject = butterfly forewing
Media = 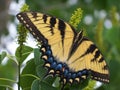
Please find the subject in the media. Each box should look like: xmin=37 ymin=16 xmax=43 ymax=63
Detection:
xmin=17 ymin=12 xmax=76 ymax=62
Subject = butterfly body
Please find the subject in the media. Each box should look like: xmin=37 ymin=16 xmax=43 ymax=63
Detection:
xmin=16 ymin=12 xmax=109 ymax=88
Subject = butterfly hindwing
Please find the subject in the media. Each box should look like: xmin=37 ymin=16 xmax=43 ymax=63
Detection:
xmin=68 ymin=36 xmax=109 ymax=83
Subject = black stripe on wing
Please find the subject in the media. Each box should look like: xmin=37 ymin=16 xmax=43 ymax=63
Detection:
xmin=80 ymin=38 xmax=105 ymax=63
xmin=49 ymin=17 xmax=56 ymax=34
xmin=69 ymin=30 xmax=83 ymax=57
xmin=91 ymin=70 xmax=109 ymax=83
xmin=43 ymin=13 xmax=66 ymax=45
xmin=16 ymin=12 xmax=47 ymax=44
xmin=58 ymin=19 xmax=66 ymax=45
xmin=43 ymin=14 xmax=47 ymax=23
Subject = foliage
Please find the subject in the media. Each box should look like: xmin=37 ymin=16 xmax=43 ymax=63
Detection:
xmin=69 ymin=8 xmax=83 ymax=29
xmin=0 ymin=0 xmax=120 ymax=90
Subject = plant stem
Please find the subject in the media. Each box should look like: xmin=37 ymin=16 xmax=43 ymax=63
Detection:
xmin=18 ymin=45 xmax=22 ymax=90
xmin=18 ymin=61 xmax=21 ymax=90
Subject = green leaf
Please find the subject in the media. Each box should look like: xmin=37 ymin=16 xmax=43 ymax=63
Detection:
xmin=0 ymin=78 xmax=15 ymax=90
xmin=83 ymin=80 xmax=96 ymax=90
xmin=22 ymin=59 xmax=36 ymax=74
xmin=36 ymin=61 xmax=57 ymax=88
xmin=15 ymin=45 xmax=33 ymax=64
xmin=36 ymin=65 xmax=59 ymax=89
xmin=21 ymin=75 xmax=36 ymax=90
xmin=52 ymin=77 xmax=60 ymax=88
xmin=0 ymin=59 xmax=17 ymax=80
xmin=31 ymin=79 xmax=57 ymax=90
xmin=40 ymin=81 xmax=57 ymax=90
xmin=20 ymin=59 xmax=38 ymax=90
xmin=0 ymin=51 xmax=7 ymax=63
xmin=0 ymin=87 xmax=6 ymax=90
xmin=34 ymin=48 xmax=47 ymax=79
xmin=0 ymin=59 xmax=17 ymax=90
xmin=34 ymin=48 xmax=44 ymax=66
xmin=36 ymin=65 xmax=46 ymax=79
xmin=31 ymin=79 xmax=40 ymax=90
xmin=44 ymin=76 xmax=57 ymax=87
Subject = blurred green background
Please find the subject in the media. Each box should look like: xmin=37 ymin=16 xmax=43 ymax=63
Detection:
xmin=0 ymin=0 xmax=120 ymax=90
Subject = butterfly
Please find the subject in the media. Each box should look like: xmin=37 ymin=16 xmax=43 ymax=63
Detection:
xmin=16 ymin=12 xmax=109 ymax=89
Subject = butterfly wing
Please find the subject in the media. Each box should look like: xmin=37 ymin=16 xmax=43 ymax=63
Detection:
xmin=17 ymin=12 xmax=76 ymax=62
xmin=68 ymin=35 xmax=109 ymax=83
xmin=17 ymin=12 xmax=109 ymax=84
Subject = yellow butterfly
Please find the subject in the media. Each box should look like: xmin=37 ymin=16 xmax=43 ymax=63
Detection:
xmin=17 ymin=12 xmax=109 ymax=88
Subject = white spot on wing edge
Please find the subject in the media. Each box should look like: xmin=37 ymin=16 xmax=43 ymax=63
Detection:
xmin=20 ymin=17 xmax=24 ymax=20
xmin=18 ymin=14 xmax=21 ymax=17
xmin=26 ymin=24 xmax=29 ymax=27
xmin=29 ymin=27 xmax=32 ymax=31
xmin=23 ymin=20 xmax=26 ymax=23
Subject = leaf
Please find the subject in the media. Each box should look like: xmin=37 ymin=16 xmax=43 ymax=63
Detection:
xmin=36 ymin=65 xmax=60 ymax=88
xmin=0 ymin=51 xmax=7 ymax=63
xmin=0 ymin=59 xmax=17 ymax=90
xmin=22 ymin=59 xmax=36 ymax=74
xmin=34 ymin=48 xmax=47 ymax=79
xmin=36 ymin=65 xmax=46 ymax=79
xmin=51 ymin=77 xmax=60 ymax=88
xmin=31 ymin=79 xmax=58 ymax=90
xmin=0 ymin=78 xmax=15 ymax=90
xmin=34 ymin=48 xmax=58 ymax=88
xmin=0 ymin=87 xmax=6 ymax=90
xmin=31 ymin=79 xmax=40 ymax=90
xmin=21 ymin=75 xmax=35 ymax=90
xmin=15 ymin=45 xmax=33 ymax=65
xmin=34 ymin=48 xmax=44 ymax=66
xmin=20 ymin=59 xmax=38 ymax=90
xmin=40 ymin=81 xmax=57 ymax=90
